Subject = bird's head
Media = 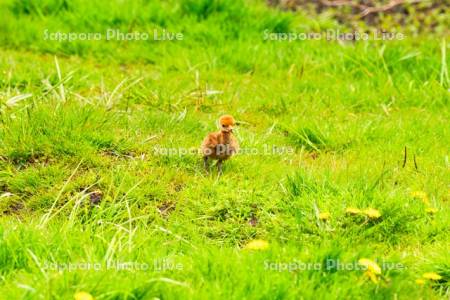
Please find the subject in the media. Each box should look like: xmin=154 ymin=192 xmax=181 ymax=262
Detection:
xmin=218 ymin=115 xmax=235 ymax=133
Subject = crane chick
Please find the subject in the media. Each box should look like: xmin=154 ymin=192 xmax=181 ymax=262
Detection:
xmin=201 ymin=115 xmax=239 ymax=173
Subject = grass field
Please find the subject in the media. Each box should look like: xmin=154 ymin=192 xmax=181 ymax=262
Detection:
xmin=0 ymin=0 xmax=449 ymax=299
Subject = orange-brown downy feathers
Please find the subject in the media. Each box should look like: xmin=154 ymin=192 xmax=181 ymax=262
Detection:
xmin=201 ymin=115 xmax=239 ymax=173
xmin=219 ymin=115 xmax=235 ymax=126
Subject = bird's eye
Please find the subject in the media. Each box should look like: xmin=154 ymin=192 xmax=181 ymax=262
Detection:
xmin=222 ymin=124 xmax=226 ymax=127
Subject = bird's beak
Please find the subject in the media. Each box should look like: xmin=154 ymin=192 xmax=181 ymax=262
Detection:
xmin=229 ymin=125 xmax=234 ymax=133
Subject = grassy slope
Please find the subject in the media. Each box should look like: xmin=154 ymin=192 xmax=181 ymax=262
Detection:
xmin=0 ymin=0 xmax=449 ymax=299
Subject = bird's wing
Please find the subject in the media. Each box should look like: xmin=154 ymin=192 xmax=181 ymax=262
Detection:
xmin=201 ymin=132 xmax=218 ymax=155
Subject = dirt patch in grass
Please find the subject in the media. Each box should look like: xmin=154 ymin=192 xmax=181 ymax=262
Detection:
xmin=269 ymin=0 xmax=449 ymax=33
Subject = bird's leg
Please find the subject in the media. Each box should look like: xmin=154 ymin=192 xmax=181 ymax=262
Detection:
xmin=217 ymin=160 xmax=223 ymax=174
xmin=203 ymin=156 xmax=209 ymax=173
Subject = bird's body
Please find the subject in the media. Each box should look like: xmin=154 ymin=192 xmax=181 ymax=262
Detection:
xmin=201 ymin=131 xmax=239 ymax=160
xmin=201 ymin=115 xmax=239 ymax=173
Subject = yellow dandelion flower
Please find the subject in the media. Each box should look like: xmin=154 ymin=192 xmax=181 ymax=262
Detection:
xmin=362 ymin=208 xmax=381 ymax=219
xmin=411 ymin=191 xmax=430 ymax=205
xmin=422 ymin=272 xmax=442 ymax=280
xmin=358 ymin=258 xmax=382 ymax=275
xmin=319 ymin=212 xmax=331 ymax=221
xmin=345 ymin=207 xmax=361 ymax=215
xmin=74 ymin=292 xmax=94 ymax=300
xmin=415 ymin=279 xmax=426 ymax=285
xmin=365 ymin=270 xmax=379 ymax=284
xmin=425 ymin=207 xmax=438 ymax=214
xmin=243 ymin=239 xmax=269 ymax=250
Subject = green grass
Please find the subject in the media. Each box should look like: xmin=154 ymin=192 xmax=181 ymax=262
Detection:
xmin=0 ymin=0 xmax=449 ymax=299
